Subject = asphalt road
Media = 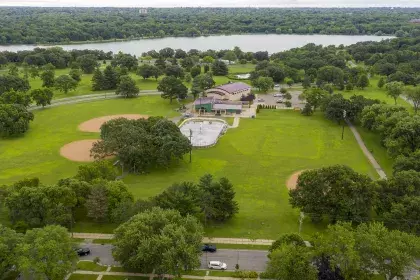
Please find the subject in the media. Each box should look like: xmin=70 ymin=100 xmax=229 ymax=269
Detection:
xmin=78 ymin=244 xmax=269 ymax=271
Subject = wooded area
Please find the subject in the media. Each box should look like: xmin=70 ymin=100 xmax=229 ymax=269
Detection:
xmin=1 ymin=7 xmax=420 ymax=44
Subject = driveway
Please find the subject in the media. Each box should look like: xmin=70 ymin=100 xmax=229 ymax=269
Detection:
xmin=79 ymin=244 xmax=268 ymax=271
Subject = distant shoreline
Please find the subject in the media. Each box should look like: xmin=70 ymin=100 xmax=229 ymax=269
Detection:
xmin=0 ymin=32 xmax=395 ymax=48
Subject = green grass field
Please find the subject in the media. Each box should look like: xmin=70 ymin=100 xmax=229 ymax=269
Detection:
xmin=68 ymin=275 xmax=98 ymax=280
xmin=76 ymin=261 xmax=107 ymax=271
xmin=0 ymin=95 xmax=377 ymax=238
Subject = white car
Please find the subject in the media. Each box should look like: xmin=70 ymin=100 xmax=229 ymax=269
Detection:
xmin=273 ymin=93 xmax=282 ymax=97
xmin=208 ymin=261 xmax=227 ymax=270
xmin=257 ymin=98 xmax=264 ymax=102
xmin=276 ymin=99 xmax=284 ymax=104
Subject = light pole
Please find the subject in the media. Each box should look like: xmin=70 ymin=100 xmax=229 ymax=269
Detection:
xmin=189 ymin=129 xmax=193 ymax=163
xmin=341 ymin=109 xmax=347 ymax=140
xmin=298 ymin=212 xmax=305 ymax=235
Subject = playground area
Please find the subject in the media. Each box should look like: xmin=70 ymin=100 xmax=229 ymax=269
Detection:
xmin=179 ymin=118 xmax=228 ymax=148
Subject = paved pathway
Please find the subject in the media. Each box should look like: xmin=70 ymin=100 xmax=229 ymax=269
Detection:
xmin=29 ymin=90 xmax=162 ymax=111
xmin=72 ymin=233 xmax=274 ymax=245
xmin=229 ymin=117 xmax=240 ymax=128
xmin=346 ymin=120 xmax=387 ymax=179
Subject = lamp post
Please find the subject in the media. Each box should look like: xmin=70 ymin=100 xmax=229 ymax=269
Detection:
xmin=298 ymin=212 xmax=305 ymax=235
xmin=341 ymin=109 xmax=347 ymax=140
xmin=189 ymin=129 xmax=193 ymax=163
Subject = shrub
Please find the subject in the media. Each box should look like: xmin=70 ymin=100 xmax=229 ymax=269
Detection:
xmin=284 ymin=92 xmax=292 ymax=100
xmin=301 ymin=103 xmax=313 ymax=116
xmin=233 ymin=270 xmax=259 ymax=279
xmin=240 ymin=59 xmax=247 ymax=64
xmin=259 ymin=272 xmax=273 ymax=279
xmin=285 ymin=101 xmax=292 ymax=107
xmin=280 ymin=87 xmax=288 ymax=94
xmin=93 ymin=257 xmax=100 ymax=264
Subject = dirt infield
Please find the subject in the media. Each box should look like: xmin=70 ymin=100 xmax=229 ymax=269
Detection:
xmin=286 ymin=170 xmax=306 ymax=190
xmin=60 ymin=139 xmax=98 ymax=162
xmin=78 ymin=114 xmax=149 ymax=132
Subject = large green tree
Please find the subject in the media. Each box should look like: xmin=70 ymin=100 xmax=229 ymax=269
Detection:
xmin=54 ymin=75 xmax=78 ymax=94
xmin=211 ymin=60 xmax=228 ymax=76
xmin=405 ymin=86 xmax=420 ymax=114
xmin=91 ymin=117 xmax=191 ymax=173
xmin=0 ymin=90 xmax=32 ymax=107
xmin=385 ymin=115 xmax=420 ymax=156
xmin=265 ymin=244 xmax=317 ymax=280
xmin=30 ymin=88 xmax=53 ymax=107
xmin=317 ymin=66 xmax=344 ymax=87
xmin=77 ymin=54 xmax=98 ymax=74
xmin=0 ymin=225 xmax=22 ymax=277
xmin=191 ymin=73 xmax=215 ymax=99
xmin=115 ymin=75 xmax=139 ymax=98
xmin=289 ymin=165 xmax=377 ymax=222
xmin=0 ymin=104 xmax=34 ymax=137
xmin=385 ymin=81 xmax=404 ymax=105
xmin=75 ymin=160 xmax=118 ymax=183
xmin=158 ymin=76 xmax=188 ymax=103
xmin=0 ymin=75 xmax=30 ymax=94
xmin=112 ymin=208 xmax=204 ymax=277
xmin=40 ymin=69 xmax=55 ymax=88
xmin=16 ymin=225 xmax=77 ymax=280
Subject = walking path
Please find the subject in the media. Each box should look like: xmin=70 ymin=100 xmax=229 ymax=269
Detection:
xmin=229 ymin=117 xmax=240 ymax=128
xmin=29 ymin=90 xmax=162 ymax=111
xmin=71 ymin=233 xmax=274 ymax=245
xmin=346 ymin=120 xmax=387 ymax=179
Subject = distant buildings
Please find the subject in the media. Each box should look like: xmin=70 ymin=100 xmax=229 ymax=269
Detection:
xmin=410 ymin=19 xmax=420 ymax=24
xmin=205 ymin=82 xmax=251 ymax=101
xmin=193 ymin=97 xmax=243 ymax=115
xmin=139 ymin=8 xmax=148 ymax=15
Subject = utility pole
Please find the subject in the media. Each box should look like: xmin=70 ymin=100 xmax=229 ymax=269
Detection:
xmin=189 ymin=129 xmax=193 ymax=163
xmin=298 ymin=212 xmax=305 ymax=234
xmin=341 ymin=109 xmax=347 ymax=140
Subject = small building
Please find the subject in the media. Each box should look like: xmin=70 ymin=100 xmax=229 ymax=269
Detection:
xmin=194 ymin=97 xmax=242 ymax=115
xmin=410 ymin=19 xmax=420 ymax=24
xmin=205 ymin=82 xmax=251 ymax=101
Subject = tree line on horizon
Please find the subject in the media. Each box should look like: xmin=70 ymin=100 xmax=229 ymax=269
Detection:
xmin=1 ymin=7 xmax=420 ymax=44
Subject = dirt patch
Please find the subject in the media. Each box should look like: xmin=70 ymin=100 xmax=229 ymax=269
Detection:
xmin=78 ymin=114 xmax=149 ymax=132
xmin=60 ymin=139 xmax=99 ymax=162
xmin=286 ymin=170 xmax=306 ymax=190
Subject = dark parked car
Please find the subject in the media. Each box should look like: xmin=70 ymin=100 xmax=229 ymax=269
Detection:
xmin=202 ymin=244 xmax=217 ymax=252
xmin=75 ymin=248 xmax=90 ymax=256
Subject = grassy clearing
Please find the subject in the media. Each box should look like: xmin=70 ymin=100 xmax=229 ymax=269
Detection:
xmin=76 ymin=261 xmax=107 ymax=271
xmin=208 ymin=271 xmax=236 ymax=277
xmin=101 ymin=276 xmax=150 ymax=280
xmin=184 ymin=270 xmax=208 ymax=276
xmin=68 ymin=275 xmax=98 ymax=280
xmin=0 ymin=95 xmax=181 ymax=185
xmin=227 ymin=64 xmax=255 ymax=73
xmin=213 ymin=243 xmax=271 ymax=250
xmin=1 ymin=98 xmax=376 ymax=238
xmin=124 ymin=110 xmax=377 ymax=238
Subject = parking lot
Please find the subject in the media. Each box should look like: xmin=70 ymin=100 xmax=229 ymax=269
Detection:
xmin=256 ymin=89 xmax=305 ymax=109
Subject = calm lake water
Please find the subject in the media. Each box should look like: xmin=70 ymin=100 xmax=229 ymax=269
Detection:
xmin=0 ymin=34 xmax=394 ymax=55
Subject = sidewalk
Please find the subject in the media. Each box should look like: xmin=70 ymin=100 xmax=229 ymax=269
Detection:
xmin=346 ymin=120 xmax=387 ymax=179
xmin=71 ymin=233 xmax=274 ymax=245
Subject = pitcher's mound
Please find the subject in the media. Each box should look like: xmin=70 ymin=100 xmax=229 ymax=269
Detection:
xmin=286 ymin=170 xmax=306 ymax=190
xmin=60 ymin=139 xmax=98 ymax=162
xmin=79 ymin=114 xmax=149 ymax=132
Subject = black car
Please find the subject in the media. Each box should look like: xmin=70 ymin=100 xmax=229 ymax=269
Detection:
xmin=202 ymin=244 xmax=217 ymax=252
xmin=75 ymin=248 xmax=91 ymax=256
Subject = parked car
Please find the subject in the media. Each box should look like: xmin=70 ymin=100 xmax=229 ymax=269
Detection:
xmin=273 ymin=93 xmax=282 ymax=97
xmin=208 ymin=261 xmax=227 ymax=270
xmin=274 ymin=84 xmax=280 ymax=88
xmin=276 ymin=99 xmax=284 ymax=103
xmin=75 ymin=248 xmax=90 ymax=256
xmin=183 ymin=112 xmax=193 ymax=118
xmin=202 ymin=244 xmax=217 ymax=252
xmin=257 ymin=98 xmax=264 ymax=102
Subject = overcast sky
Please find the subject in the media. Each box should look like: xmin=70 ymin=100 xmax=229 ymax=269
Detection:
xmin=1 ymin=0 xmax=420 ymax=7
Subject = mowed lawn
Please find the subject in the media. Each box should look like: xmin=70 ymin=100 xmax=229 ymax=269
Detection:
xmin=0 ymin=96 xmax=181 ymax=185
xmin=0 ymin=98 xmax=376 ymax=238
xmin=122 ymin=110 xmax=377 ymax=239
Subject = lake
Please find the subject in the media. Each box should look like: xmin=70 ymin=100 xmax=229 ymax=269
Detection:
xmin=0 ymin=34 xmax=394 ymax=55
